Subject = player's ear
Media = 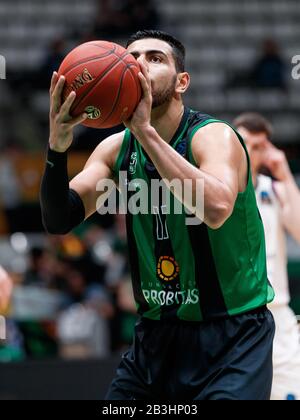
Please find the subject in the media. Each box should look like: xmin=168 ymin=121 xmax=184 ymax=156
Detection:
xmin=175 ymin=72 xmax=190 ymax=94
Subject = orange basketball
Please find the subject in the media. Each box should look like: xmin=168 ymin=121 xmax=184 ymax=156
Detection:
xmin=57 ymin=41 xmax=142 ymax=129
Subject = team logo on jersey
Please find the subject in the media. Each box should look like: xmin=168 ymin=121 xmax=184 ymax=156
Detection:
xmin=157 ymin=256 xmax=180 ymax=281
xmin=129 ymin=152 xmax=138 ymax=175
xmin=85 ymin=105 xmax=101 ymax=120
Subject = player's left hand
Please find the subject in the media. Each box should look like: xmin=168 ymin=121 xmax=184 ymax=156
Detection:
xmin=0 ymin=266 xmax=13 ymax=314
xmin=123 ymin=61 xmax=153 ymax=138
xmin=262 ymin=141 xmax=292 ymax=182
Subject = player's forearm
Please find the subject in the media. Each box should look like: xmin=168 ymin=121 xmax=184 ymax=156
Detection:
xmin=40 ymin=147 xmax=85 ymax=235
xmin=135 ymin=126 xmax=233 ymax=229
xmin=282 ymin=175 xmax=300 ymax=242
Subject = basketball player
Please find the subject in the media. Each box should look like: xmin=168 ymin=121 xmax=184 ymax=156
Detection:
xmin=0 ymin=266 xmax=13 ymax=313
xmin=234 ymin=113 xmax=300 ymax=400
xmin=40 ymin=30 xmax=275 ymax=400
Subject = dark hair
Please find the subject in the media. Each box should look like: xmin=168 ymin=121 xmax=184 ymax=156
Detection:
xmin=233 ymin=113 xmax=273 ymax=138
xmin=126 ymin=30 xmax=186 ymax=73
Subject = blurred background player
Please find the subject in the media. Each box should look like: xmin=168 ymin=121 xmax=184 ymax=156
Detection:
xmin=234 ymin=112 xmax=300 ymax=400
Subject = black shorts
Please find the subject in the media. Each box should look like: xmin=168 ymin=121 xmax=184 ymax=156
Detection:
xmin=106 ymin=307 xmax=275 ymax=401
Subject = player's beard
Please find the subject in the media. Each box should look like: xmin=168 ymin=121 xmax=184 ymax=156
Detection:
xmin=152 ymin=75 xmax=177 ymax=109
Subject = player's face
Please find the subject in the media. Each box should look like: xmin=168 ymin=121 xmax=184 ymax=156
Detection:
xmin=127 ymin=39 xmax=184 ymax=108
xmin=238 ymin=127 xmax=269 ymax=174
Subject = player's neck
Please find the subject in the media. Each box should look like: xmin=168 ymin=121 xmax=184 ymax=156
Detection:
xmin=150 ymin=100 xmax=185 ymax=144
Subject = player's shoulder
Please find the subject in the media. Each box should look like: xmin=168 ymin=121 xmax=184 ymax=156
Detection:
xmin=96 ymin=130 xmax=126 ymax=151
xmin=272 ymin=179 xmax=287 ymax=202
xmin=191 ymin=119 xmax=243 ymax=160
xmin=194 ymin=120 xmax=233 ymax=136
xmin=188 ymin=110 xmax=236 ymax=141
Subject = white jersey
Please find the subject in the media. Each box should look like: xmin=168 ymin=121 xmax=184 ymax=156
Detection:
xmin=256 ymin=175 xmax=300 ymax=400
xmin=255 ymin=174 xmax=290 ymax=307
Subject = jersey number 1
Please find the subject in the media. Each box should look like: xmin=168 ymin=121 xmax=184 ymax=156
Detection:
xmin=153 ymin=205 xmax=169 ymax=241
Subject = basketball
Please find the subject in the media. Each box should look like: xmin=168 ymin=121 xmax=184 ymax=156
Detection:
xmin=57 ymin=41 xmax=142 ymax=129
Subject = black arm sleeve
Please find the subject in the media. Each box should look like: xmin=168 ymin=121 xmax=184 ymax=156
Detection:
xmin=40 ymin=147 xmax=85 ymax=235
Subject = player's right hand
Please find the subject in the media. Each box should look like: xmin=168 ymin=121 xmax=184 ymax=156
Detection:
xmin=49 ymin=72 xmax=88 ymax=153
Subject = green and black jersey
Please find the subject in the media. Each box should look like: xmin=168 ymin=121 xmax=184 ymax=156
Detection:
xmin=113 ymin=108 xmax=274 ymax=322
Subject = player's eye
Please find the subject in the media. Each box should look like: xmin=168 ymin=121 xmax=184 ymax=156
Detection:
xmin=150 ymin=56 xmax=162 ymax=63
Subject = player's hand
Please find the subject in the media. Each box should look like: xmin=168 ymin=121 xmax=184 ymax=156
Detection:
xmin=49 ymin=72 xmax=88 ymax=153
xmin=0 ymin=266 xmax=13 ymax=314
xmin=123 ymin=61 xmax=153 ymax=138
xmin=262 ymin=141 xmax=292 ymax=182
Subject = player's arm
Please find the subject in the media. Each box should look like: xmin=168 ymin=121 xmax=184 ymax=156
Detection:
xmin=69 ymin=133 xmax=123 ymax=220
xmin=190 ymin=123 xmax=243 ymax=227
xmin=40 ymin=72 xmax=123 ymax=235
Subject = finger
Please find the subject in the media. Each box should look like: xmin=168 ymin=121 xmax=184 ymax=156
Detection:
xmin=138 ymin=62 xmax=152 ymax=95
xmin=139 ymin=61 xmax=151 ymax=84
xmin=49 ymin=71 xmax=58 ymax=96
xmin=69 ymin=112 xmax=89 ymax=127
xmin=58 ymin=91 xmax=77 ymax=120
xmin=51 ymin=75 xmax=65 ymax=114
xmin=138 ymin=60 xmax=148 ymax=74
xmin=138 ymin=72 xmax=151 ymax=100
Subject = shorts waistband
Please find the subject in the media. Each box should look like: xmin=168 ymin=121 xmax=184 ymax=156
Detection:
xmin=140 ymin=305 xmax=268 ymax=325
